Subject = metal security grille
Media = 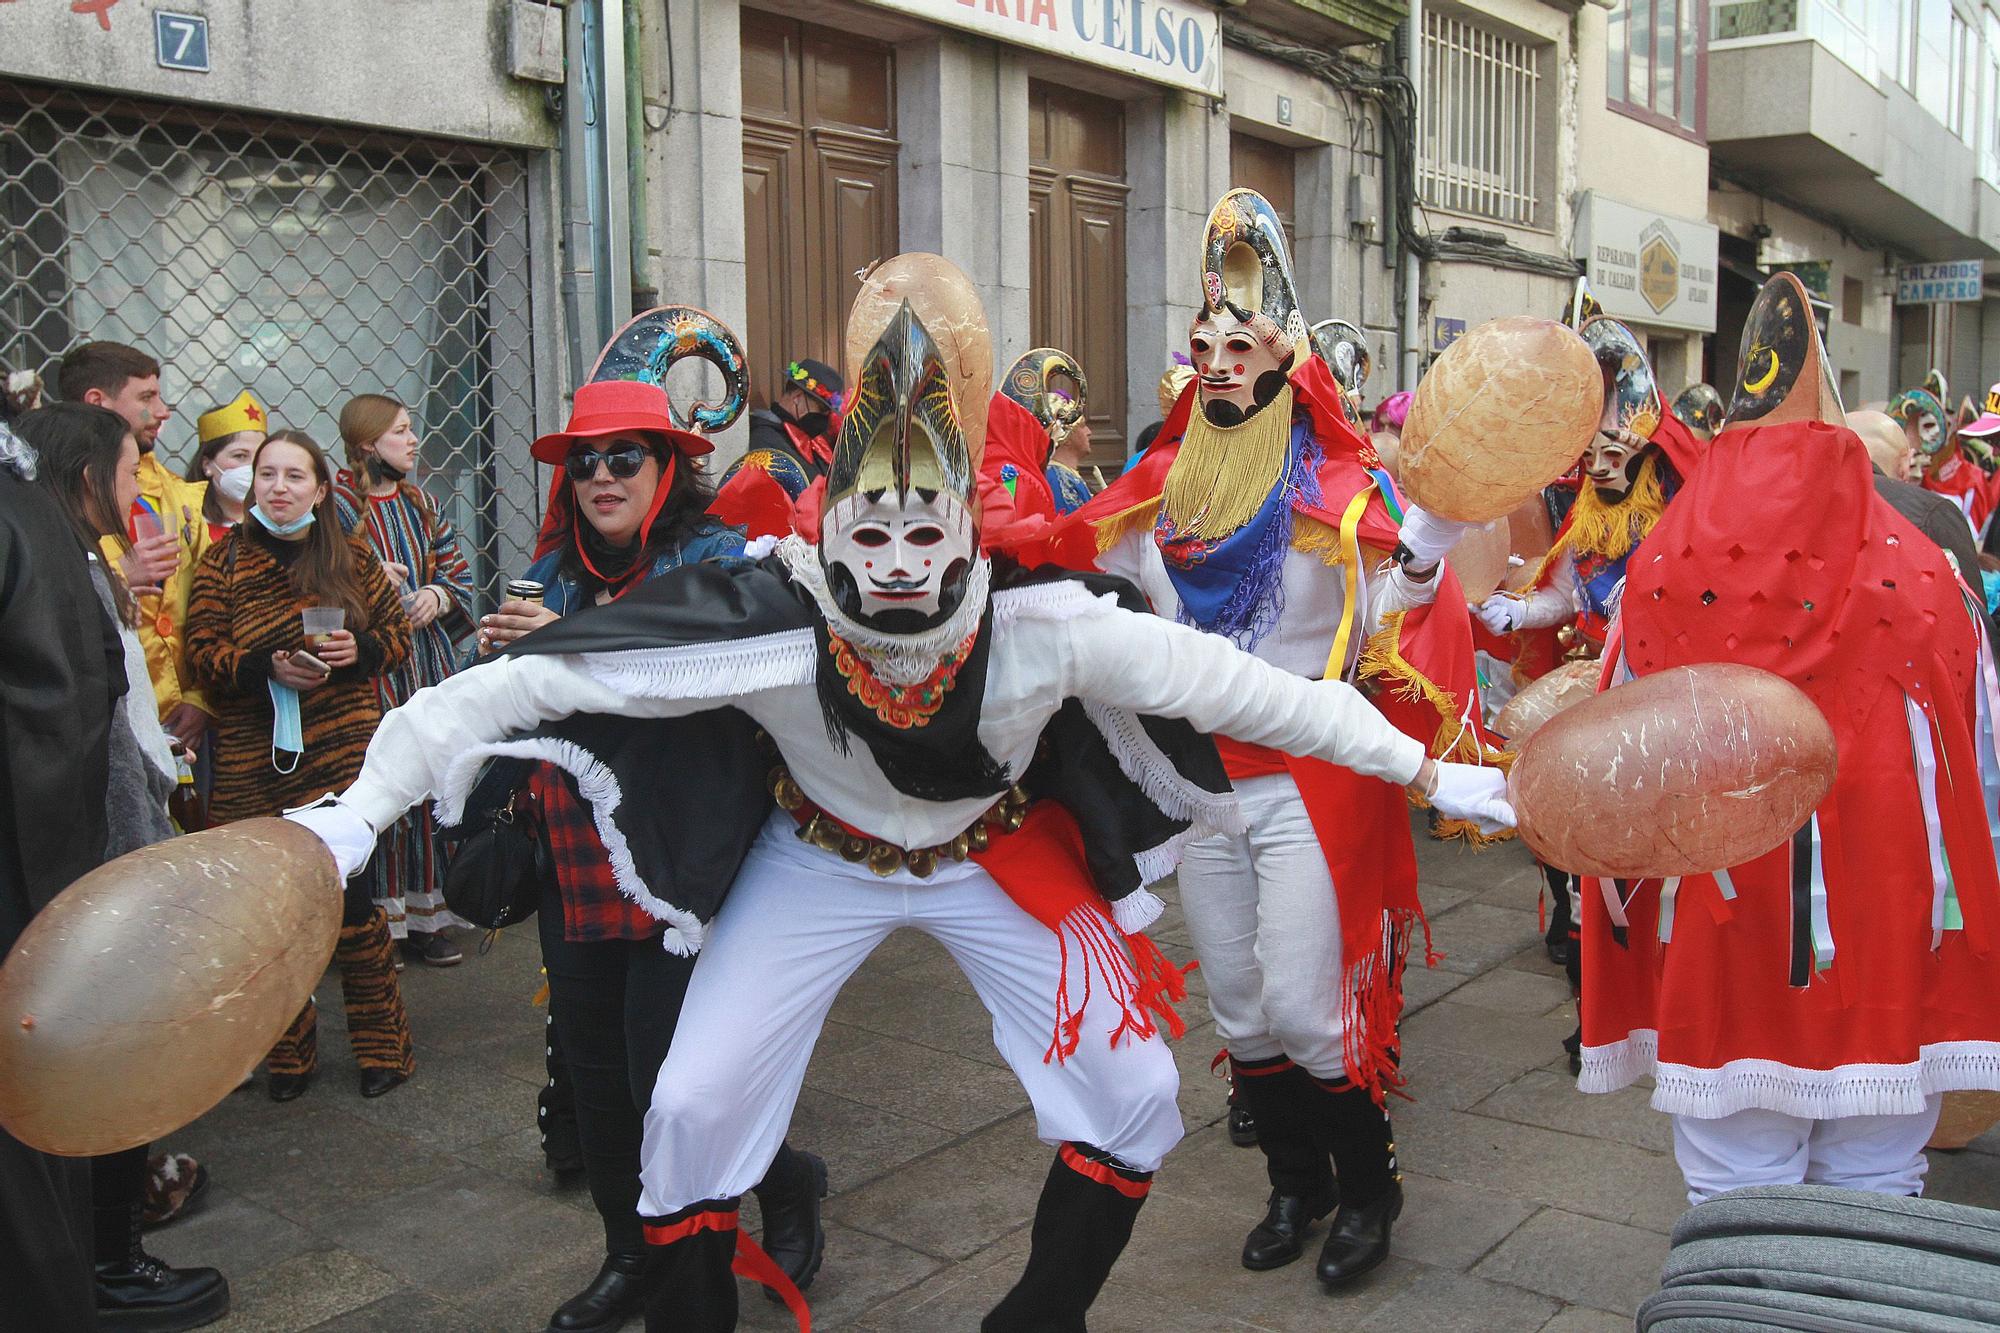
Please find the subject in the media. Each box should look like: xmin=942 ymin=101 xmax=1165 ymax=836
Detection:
xmin=0 ymin=79 xmax=543 ymax=607
xmin=1420 ymin=13 xmax=1543 ymax=226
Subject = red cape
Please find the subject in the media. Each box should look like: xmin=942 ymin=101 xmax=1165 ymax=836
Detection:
xmin=978 ymin=392 xmax=1061 ymax=561
xmin=1046 ymin=356 xmax=1495 ymax=1096
xmin=1582 ymin=420 xmax=2000 ymax=1088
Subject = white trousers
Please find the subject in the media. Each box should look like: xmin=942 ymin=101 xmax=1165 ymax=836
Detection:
xmin=1176 ymin=773 xmax=1347 ymax=1079
xmin=1670 ymin=1098 xmax=1943 ymax=1206
xmin=637 ymin=815 xmax=1186 ymax=1217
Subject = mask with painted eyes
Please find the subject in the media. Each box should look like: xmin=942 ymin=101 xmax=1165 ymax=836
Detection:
xmin=821 ymin=300 xmax=977 ymax=631
xmin=1192 ymin=188 xmax=1306 ymax=427
xmin=1578 ymin=316 xmax=1662 ymax=500
xmin=1889 ymin=388 xmax=1948 ymax=458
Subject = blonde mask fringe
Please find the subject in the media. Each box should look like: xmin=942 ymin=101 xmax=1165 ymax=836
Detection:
xmin=1161 ymin=385 xmax=1294 ymax=539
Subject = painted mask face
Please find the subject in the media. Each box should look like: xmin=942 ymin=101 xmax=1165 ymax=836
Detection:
xmin=821 ymin=487 xmax=974 ymax=625
xmin=1890 ymin=389 xmax=1949 ymax=458
xmin=1189 ymin=305 xmax=1288 ymax=423
xmin=1582 ymin=430 xmax=1648 ymax=500
xmin=822 ymin=300 xmax=978 ymax=631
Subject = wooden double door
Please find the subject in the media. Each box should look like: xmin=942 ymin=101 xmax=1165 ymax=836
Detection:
xmin=740 ymin=9 xmax=899 ymax=409
xmin=1028 ymin=81 xmax=1128 ymax=464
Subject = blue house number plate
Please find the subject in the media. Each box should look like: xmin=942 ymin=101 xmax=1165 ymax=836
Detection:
xmin=155 ymin=11 xmax=210 ymax=73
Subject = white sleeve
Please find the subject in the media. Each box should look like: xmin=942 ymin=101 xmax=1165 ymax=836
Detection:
xmin=1063 ymin=607 xmax=1428 ymax=785
xmin=1366 ymin=556 xmax=1440 ymax=625
xmin=341 ymin=652 xmax=711 ymax=831
xmin=1517 ymin=553 xmax=1579 ymax=630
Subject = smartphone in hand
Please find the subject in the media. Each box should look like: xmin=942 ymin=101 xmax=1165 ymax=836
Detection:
xmin=291 ymin=650 xmax=333 ymax=676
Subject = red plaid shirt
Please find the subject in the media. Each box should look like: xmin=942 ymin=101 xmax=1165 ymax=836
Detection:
xmin=529 ymin=765 xmax=661 ymax=943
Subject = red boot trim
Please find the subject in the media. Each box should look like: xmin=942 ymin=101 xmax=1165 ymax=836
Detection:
xmin=642 ymin=1202 xmax=739 ymax=1247
xmin=1057 ymin=1144 xmax=1151 ymax=1199
xmin=733 ymin=1230 xmax=811 ymax=1332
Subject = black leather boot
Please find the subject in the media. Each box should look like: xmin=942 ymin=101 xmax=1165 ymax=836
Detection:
xmin=1232 ymin=1056 xmax=1336 ymax=1271
xmin=1313 ymin=1077 xmax=1402 ymax=1289
xmin=984 ymin=1144 xmax=1151 ymax=1332
xmin=95 ymin=1203 xmax=230 ymax=1331
xmin=546 ymin=1249 xmax=659 ymax=1333
xmin=1316 ymin=1181 xmax=1404 ymax=1287
xmin=752 ymin=1144 xmax=829 ymax=1296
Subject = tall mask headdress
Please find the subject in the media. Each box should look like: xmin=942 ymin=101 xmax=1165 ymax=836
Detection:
xmin=588 ymin=305 xmax=750 ymax=444
xmin=1888 ymin=387 xmax=1950 ymax=459
xmin=1579 ymin=316 xmax=1662 ymax=443
xmin=1563 ymin=277 xmax=1604 ymax=331
xmin=1191 ymin=189 xmax=1307 ymax=425
xmin=822 ymin=254 xmax=991 ymax=633
xmin=1719 ymin=272 xmax=1845 ymax=433
xmin=1671 ymin=383 xmax=1724 ymax=436
xmin=1001 ymin=348 xmax=1088 ymax=453
xmin=1310 ymin=319 xmax=1372 ymax=420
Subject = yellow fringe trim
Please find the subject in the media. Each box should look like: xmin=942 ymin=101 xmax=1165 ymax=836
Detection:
xmin=1092 ymin=496 xmax=1160 ymax=556
xmin=1161 ymin=386 xmax=1295 ymax=539
xmin=1525 ymin=453 xmax=1666 ymax=590
xmin=1291 ymin=515 xmax=1348 ymax=568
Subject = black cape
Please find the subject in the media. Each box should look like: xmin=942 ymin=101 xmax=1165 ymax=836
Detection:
xmin=446 ymin=557 xmax=1232 ymax=949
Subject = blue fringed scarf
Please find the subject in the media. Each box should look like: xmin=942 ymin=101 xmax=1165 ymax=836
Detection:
xmin=1155 ymin=420 xmax=1321 ymax=649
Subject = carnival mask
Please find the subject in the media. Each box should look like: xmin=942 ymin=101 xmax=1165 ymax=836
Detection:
xmin=1672 ymin=382 xmax=1724 ymax=440
xmin=1579 ymin=317 xmax=1661 ymax=499
xmin=822 ymin=300 xmax=977 ymax=630
xmin=1890 ymin=388 xmax=1948 ymax=458
xmin=1720 ymin=273 xmax=1844 ymax=432
xmin=1002 ymin=348 xmax=1089 ymax=459
xmin=1194 ymin=188 xmax=1306 ymax=428
xmin=1189 ymin=304 xmax=1290 ymax=424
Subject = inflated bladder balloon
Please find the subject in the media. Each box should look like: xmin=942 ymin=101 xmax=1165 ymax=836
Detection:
xmin=0 ymin=819 xmax=339 ymax=1156
xmin=847 ymin=253 xmax=992 ymax=457
xmin=1509 ymin=664 xmax=1836 ymax=878
xmin=1502 ymin=495 xmax=1556 ymax=592
xmin=1445 ymin=518 xmax=1511 ymax=602
xmin=1493 ymin=658 xmax=1600 ymax=744
xmin=1400 ymin=317 xmax=1601 ymax=522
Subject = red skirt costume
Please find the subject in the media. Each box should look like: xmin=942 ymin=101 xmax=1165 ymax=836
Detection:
xmin=1579 ymin=420 xmax=2000 ymax=1120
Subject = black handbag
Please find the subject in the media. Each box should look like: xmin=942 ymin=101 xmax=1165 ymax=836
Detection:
xmin=441 ymin=778 xmax=549 ymax=931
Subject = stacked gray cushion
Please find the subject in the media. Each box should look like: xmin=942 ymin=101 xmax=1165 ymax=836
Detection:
xmin=1637 ymin=1184 xmax=2000 ymax=1331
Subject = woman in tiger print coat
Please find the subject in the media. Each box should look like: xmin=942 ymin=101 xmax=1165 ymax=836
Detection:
xmin=186 ymin=430 xmax=417 ymax=1101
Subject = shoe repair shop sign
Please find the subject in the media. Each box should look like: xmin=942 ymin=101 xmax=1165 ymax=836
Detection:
xmin=1896 ymin=261 xmax=1985 ymax=304
xmin=866 ymin=0 xmax=1221 ymax=97
xmin=1572 ymin=193 xmax=1719 ymax=333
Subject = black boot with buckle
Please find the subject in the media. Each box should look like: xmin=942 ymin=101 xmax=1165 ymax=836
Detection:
xmin=95 ymin=1205 xmax=230 ymax=1331
xmin=1313 ymin=1076 xmax=1403 ymax=1289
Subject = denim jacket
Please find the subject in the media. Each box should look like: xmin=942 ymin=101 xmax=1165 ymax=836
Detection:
xmin=523 ymin=518 xmax=747 ymax=617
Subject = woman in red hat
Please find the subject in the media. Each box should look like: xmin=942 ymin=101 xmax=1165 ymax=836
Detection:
xmin=476 ymin=376 xmax=827 ymax=1333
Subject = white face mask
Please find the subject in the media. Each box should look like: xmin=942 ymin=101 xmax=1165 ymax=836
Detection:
xmin=212 ymin=463 xmax=253 ymax=502
xmin=1189 ymin=307 xmax=1287 ymax=419
xmin=820 ymin=486 xmax=976 ymax=627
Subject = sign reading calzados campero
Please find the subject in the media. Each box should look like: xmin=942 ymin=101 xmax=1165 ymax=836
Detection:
xmin=865 ymin=0 xmax=1221 ymax=97
xmin=1895 ymin=261 xmax=1984 ymax=304
xmin=1572 ymin=193 xmax=1719 ymax=334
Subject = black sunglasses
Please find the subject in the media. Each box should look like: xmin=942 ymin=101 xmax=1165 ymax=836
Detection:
xmin=563 ymin=444 xmax=653 ymax=482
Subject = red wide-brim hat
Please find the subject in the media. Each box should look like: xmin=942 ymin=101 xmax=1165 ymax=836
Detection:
xmin=530 ymin=379 xmax=714 ymax=464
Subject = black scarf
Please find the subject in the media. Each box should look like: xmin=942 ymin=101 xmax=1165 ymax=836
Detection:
xmin=811 ymin=604 xmax=1014 ymax=804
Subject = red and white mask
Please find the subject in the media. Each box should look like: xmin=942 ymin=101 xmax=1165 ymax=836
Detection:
xmin=1189 ymin=305 xmax=1289 ymax=425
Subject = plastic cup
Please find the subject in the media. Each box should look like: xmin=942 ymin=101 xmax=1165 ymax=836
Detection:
xmin=301 ymin=606 xmax=344 ymax=645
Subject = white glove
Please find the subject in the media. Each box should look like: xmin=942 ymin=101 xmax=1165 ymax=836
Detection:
xmin=1427 ymin=763 xmax=1515 ymax=835
xmin=1396 ymin=504 xmax=1476 ymax=567
xmin=1474 ymin=594 xmax=1527 ymax=634
xmin=283 ymin=795 xmax=378 ymax=882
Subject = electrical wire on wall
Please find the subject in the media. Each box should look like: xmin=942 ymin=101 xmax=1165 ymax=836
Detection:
xmin=1223 ymin=22 xmax=1582 ymax=283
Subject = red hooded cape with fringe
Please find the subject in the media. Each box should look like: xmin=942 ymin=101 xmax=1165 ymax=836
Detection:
xmin=1579 ymin=419 xmax=2000 ymax=1116
xmin=1042 ymin=355 xmax=1498 ymax=1099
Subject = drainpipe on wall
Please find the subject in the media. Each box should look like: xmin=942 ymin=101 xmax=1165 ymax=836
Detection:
xmin=558 ymin=0 xmax=633 ymax=387
xmin=1401 ymin=0 xmax=1423 ymax=390
xmin=624 ymin=0 xmax=657 ymax=311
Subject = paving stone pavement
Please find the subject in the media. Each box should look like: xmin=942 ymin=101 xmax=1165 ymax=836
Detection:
xmin=149 ymin=822 xmax=2000 ymax=1331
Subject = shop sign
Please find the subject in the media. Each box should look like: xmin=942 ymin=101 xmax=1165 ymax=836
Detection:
xmin=1572 ymin=192 xmax=1718 ymax=333
xmin=866 ymin=0 xmax=1222 ymax=97
xmin=1895 ymin=260 xmax=1984 ymax=304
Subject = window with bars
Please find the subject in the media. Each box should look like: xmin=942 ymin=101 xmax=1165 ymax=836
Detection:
xmin=0 ymin=79 xmax=545 ymax=608
xmin=1607 ymin=0 xmax=1706 ymax=138
xmin=1420 ymin=13 xmax=1545 ymax=227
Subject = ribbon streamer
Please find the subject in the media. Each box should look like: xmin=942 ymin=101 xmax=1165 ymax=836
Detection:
xmin=1906 ymin=692 xmax=1955 ymax=949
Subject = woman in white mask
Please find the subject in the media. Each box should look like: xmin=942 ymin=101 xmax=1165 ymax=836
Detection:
xmin=185 ymin=390 xmax=267 ymax=542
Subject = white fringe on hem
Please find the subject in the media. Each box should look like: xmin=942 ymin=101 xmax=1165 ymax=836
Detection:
xmin=1080 ymin=698 xmax=1246 ymax=836
xmin=582 ymin=629 xmax=817 ymax=701
xmin=1579 ymin=1029 xmax=2000 ymax=1120
xmin=1109 ymin=887 xmax=1166 ymax=933
xmin=432 ymin=738 xmax=708 ymax=956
